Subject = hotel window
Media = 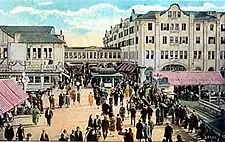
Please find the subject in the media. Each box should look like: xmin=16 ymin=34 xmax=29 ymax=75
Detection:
xmin=180 ymin=51 xmax=183 ymax=59
xmin=113 ymin=35 xmax=117 ymax=40
xmin=161 ymin=51 xmax=164 ymax=59
xmin=196 ymin=23 xmax=200 ymax=31
xmin=118 ymin=52 xmax=121 ymax=58
xmin=170 ymin=36 xmax=174 ymax=43
xmin=194 ymin=51 xmax=197 ymax=59
xmin=27 ymin=48 xmax=30 ymax=59
xmin=175 ymin=51 xmax=178 ymax=59
xmin=44 ymin=48 xmax=47 ymax=58
xmin=129 ymin=38 xmax=134 ymax=45
xmin=69 ymin=52 xmax=72 ymax=58
xmin=48 ymin=48 xmax=52 ymax=59
xmin=28 ymin=76 xmax=34 ymax=83
xmin=170 ymin=51 xmax=173 ymax=58
xmin=161 ymin=23 xmax=169 ymax=31
xmin=109 ymin=52 xmax=112 ymax=58
xmin=82 ymin=52 xmax=86 ymax=58
xmin=175 ymin=24 xmax=179 ymax=30
xmin=151 ymin=51 xmax=154 ymax=59
xmin=163 ymin=36 xmax=167 ymax=44
xmin=146 ymin=50 xmax=149 ymax=59
xmin=208 ymin=51 xmax=211 ymax=59
xmin=184 ymin=51 xmax=187 ymax=59
xmin=208 ymin=37 xmax=215 ymax=44
xmin=65 ymin=52 xmax=68 ymax=59
xmin=38 ymin=48 xmax=41 ymax=58
xmin=124 ymin=29 xmax=128 ymax=36
xmin=74 ymin=52 xmax=77 ymax=58
xmin=221 ymin=24 xmax=225 ymax=31
xmin=3 ymin=48 xmax=7 ymax=58
xmin=178 ymin=11 xmax=181 ymax=17
xmin=168 ymin=11 xmax=172 ymax=17
xmin=198 ymin=51 xmax=202 ymax=59
xmin=221 ymin=37 xmax=225 ymax=44
xmin=170 ymin=24 xmax=174 ymax=31
xmin=173 ymin=11 xmax=176 ymax=17
xmin=224 ymin=51 xmax=225 ymax=59
xmin=175 ymin=36 xmax=179 ymax=44
xmin=86 ymin=52 xmax=89 ymax=58
xmin=94 ymin=52 xmax=97 ymax=58
xmin=44 ymin=76 xmax=50 ymax=83
xmin=182 ymin=23 xmax=186 ymax=31
xmin=220 ymin=51 xmax=223 ymax=59
xmin=35 ymin=76 xmax=41 ymax=83
xmin=104 ymin=52 xmax=107 ymax=58
xmin=137 ymin=25 xmax=139 ymax=31
xmin=90 ymin=52 xmax=93 ymax=58
xmin=148 ymin=23 xmax=152 ymax=30
xmin=136 ymin=37 xmax=138 ymax=44
xmin=212 ymin=51 xmax=215 ymax=59
xmin=100 ymin=52 xmax=103 ymax=58
xmin=165 ymin=51 xmax=168 ymax=59
xmin=210 ymin=24 xmax=214 ymax=31
xmin=149 ymin=36 xmax=154 ymax=43
xmin=113 ymin=52 xmax=116 ymax=58
xmin=196 ymin=37 xmax=200 ymax=44
xmin=33 ymin=48 xmax=37 ymax=59
xmin=180 ymin=37 xmax=188 ymax=44
xmin=146 ymin=36 xmax=148 ymax=43
xmin=129 ymin=26 xmax=134 ymax=34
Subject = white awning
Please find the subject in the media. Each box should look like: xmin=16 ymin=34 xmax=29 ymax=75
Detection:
xmin=61 ymin=72 xmax=70 ymax=78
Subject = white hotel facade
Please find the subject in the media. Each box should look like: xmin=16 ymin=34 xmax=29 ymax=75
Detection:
xmin=103 ymin=3 xmax=225 ymax=81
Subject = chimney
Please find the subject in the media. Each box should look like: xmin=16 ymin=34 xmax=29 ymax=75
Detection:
xmin=132 ymin=9 xmax=135 ymax=14
xmin=120 ymin=18 xmax=123 ymax=22
xmin=14 ymin=33 xmax=21 ymax=43
xmin=110 ymin=26 xmax=112 ymax=29
xmin=60 ymin=30 xmax=62 ymax=35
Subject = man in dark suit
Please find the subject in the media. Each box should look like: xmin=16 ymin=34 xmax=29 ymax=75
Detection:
xmin=4 ymin=123 xmax=14 ymax=141
xmin=40 ymin=130 xmax=49 ymax=141
xmin=101 ymin=116 xmax=109 ymax=140
xmin=130 ymin=107 xmax=137 ymax=126
xmin=74 ymin=126 xmax=83 ymax=141
xmin=94 ymin=115 xmax=101 ymax=130
xmin=45 ymin=107 xmax=53 ymax=126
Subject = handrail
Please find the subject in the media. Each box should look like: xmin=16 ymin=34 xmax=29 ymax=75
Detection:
xmin=199 ymin=99 xmax=221 ymax=114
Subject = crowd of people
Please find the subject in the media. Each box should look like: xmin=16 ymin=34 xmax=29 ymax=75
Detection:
xmin=1 ymin=74 xmax=222 ymax=142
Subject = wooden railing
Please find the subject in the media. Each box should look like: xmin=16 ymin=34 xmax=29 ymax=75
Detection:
xmin=199 ymin=99 xmax=222 ymax=115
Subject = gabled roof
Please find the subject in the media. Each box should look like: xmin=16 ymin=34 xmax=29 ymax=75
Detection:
xmin=0 ymin=26 xmax=54 ymax=37
xmin=19 ymin=33 xmax=64 ymax=43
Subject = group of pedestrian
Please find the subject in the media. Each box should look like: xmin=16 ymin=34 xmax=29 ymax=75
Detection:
xmin=4 ymin=124 xmax=25 ymax=141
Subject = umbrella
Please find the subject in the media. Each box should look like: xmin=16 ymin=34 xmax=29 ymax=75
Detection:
xmin=30 ymin=93 xmax=36 ymax=98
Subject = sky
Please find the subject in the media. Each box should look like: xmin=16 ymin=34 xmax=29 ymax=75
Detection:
xmin=1 ymin=0 xmax=225 ymax=46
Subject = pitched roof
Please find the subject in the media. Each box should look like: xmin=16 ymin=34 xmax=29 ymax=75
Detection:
xmin=137 ymin=11 xmax=160 ymax=19
xmin=194 ymin=12 xmax=217 ymax=20
xmin=19 ymin=33 xmax=65 ymax=43
xmin=0 ymin=26 xmax=54 ymax=37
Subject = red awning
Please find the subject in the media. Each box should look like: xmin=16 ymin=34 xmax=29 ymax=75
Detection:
xmin=0 ymin=81 xmax=23 ymax=107
xmin=117 ymin=64 xmax=123 ymax=70
xmin=3 ymin=80 xmax=28 ymax=101
xmin=120 ymin=64 xmax=128 ymax=72
xmin=0 ymin=93 xmax=14 ymax=114
xmin=153 ymin=71 xmax=225 ymax=86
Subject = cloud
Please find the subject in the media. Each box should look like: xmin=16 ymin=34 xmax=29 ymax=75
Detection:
xmin=8 ymin=2 xmax=225 ymax=46
xmin=38 ymin=1 xmax=53 ymax=6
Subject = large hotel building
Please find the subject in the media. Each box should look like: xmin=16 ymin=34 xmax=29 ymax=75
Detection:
xmin=103 ymin=3 xmax=225 ymax=80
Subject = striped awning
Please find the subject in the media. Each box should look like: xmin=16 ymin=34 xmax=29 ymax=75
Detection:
xmin=153 ymin=71 xmax=225 ymax=86
xmin=3 ymin=80 xmax=28 ymax=101
xmin=0 ymin=93 xmax=14 ymax=114
xmin=0 ymin=79 xmax=29 ymax=114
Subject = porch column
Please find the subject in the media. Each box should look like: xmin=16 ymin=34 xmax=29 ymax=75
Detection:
xmin=41 ymin=75 xmax=44 ymax=90
xmin=112 ymin=77 xmax=115 ymax=87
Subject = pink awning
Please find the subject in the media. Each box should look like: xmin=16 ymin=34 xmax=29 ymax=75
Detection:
xmin=153 ymin=71 xmax=225 ymax=86
xmin=3 ymin=80 xmax=28 ymax=101
xmin=0 ymin=81 xmax=23 ymax=106
xmin=0 ymin=93 xmax=14 ymax=114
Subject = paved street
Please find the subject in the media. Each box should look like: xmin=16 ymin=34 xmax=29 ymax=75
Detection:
xmin=1 ymin=88 xmax=196 ymax=141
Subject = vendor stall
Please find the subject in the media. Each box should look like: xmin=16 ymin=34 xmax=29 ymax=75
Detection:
xmin=91 ymin=68 xmax=123 ymax=88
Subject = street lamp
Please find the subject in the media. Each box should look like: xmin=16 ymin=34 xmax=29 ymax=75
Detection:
xmin=22 ymin=72 xmax=30 ymax=93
